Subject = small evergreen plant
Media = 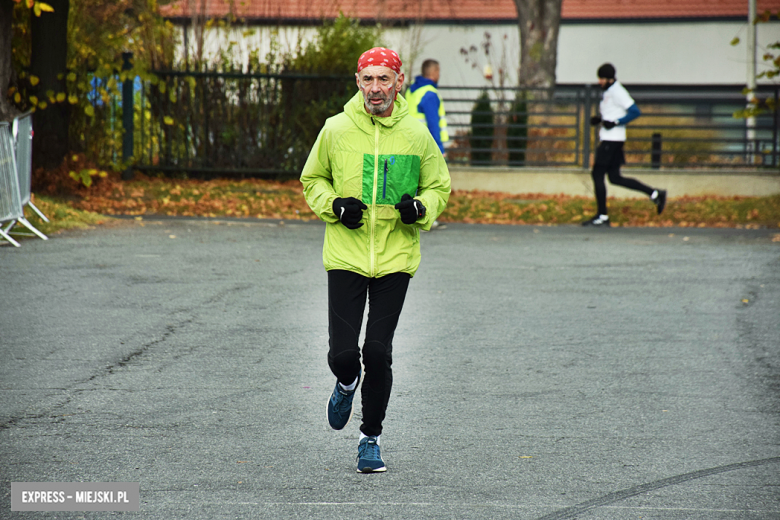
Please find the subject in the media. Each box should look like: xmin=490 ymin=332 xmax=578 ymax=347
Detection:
xmin=507 ymin=92 xmax=528 ymax=165
xmin=470 ymin=90 xmax=494 ymax=165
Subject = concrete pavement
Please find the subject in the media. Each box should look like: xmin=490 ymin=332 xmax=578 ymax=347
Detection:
xmin=1 ymin=219 xmax=779 ymax=519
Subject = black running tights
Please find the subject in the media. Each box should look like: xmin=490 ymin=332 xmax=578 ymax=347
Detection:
xmin=591 ymin=141 xmax=653 ymax=215
xmin=327 ymin=270 xmax=410 ymax=437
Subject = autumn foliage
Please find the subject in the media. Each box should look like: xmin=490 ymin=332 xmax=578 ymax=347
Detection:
xmin=39 ymin=175 xmax=780 ymax=230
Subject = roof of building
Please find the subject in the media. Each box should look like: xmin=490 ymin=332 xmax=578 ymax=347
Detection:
xmin=162 ymin=0 xmax=780 ymax=22
xmin=563 ymin=0 xmax=780 ymax=20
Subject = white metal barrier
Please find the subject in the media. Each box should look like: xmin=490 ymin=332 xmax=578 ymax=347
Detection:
xmin=12 ymin=111 xmax=49 ymax=223
xmin=0 ymin=122 xmax=47 ymax=246
xmin=0 ymin=122 xmax=24 ymax=247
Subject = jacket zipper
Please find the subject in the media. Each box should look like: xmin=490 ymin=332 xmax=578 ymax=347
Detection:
xmin=370 ymin=121 xmax=380 ymax=277
xmin=383 ymin=159 xmax=388 ymax=200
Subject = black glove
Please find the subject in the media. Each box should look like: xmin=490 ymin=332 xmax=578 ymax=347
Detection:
xmin=394 ymin=194 xmax=426 ymax=225
xmin=589 ymin=115 xmax=602 ymax=126
xmin=602 ymin=120 xmax=617 ymax=129
xmin=332 ymin=197 xmax=367 ymax=229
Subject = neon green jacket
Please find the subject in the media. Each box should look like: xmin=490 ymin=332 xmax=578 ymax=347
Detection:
xmin=301 ymin=91 xmax=451 ymax=278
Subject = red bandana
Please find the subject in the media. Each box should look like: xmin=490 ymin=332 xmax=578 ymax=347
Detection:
xmin=357 ymin=47 xmax=402 ymax=74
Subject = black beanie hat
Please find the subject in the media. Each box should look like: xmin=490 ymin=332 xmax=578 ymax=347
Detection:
xmin=597 ymin=63 xmax=616 ymax=79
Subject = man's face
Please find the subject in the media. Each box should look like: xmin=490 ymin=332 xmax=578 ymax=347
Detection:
xmin=356 ymin=65 xmax=404 ymax=117
xmin=598 ymin=77 xmax=614 ymax=89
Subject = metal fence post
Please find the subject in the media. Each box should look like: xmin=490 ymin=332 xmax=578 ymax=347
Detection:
xmin=774 ymin=86 xmax=779 ymax=168
xmin=651 ymin=133 xmax=662 ymax=169
xmin=122 ymin=52 xmax=134 ymax=181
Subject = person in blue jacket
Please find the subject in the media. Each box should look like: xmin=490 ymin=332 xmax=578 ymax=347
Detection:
xmin=583 ymin=63 xmax=667 ymax=227
xmin=405 ymin=59 xmax=449 ymax=157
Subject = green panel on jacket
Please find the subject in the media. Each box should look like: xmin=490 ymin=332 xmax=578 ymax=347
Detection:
xmin=362 ymin=154 xmax=421 ymax=206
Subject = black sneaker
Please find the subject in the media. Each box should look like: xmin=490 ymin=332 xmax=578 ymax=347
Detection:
xmin=653 ymin=190 xmax=667 ymax=215
xmin=582 ymin=215 xmax=611 ymax=227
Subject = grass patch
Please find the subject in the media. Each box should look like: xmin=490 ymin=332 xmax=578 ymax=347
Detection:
xmin=9 ymin=196 xmax=110 ymax=239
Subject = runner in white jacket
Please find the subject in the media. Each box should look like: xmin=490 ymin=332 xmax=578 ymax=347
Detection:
xmin=583 ymin=63 xmax=667 ymax=227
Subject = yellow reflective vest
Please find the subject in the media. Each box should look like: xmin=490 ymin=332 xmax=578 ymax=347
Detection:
xmin=405 ymin=82 xmax=449 ymax=151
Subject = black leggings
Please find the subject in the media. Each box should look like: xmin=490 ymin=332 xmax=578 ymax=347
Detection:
xmin=592 ymin=141 xmax=653 ymax=215
xmin=327 ymin=270 xmax=410 ymax=437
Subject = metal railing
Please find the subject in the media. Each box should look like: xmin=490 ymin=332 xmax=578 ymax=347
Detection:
xmin=440 ymin=86 xmax=584 ymax=168
xmin=12 ymin=111 xmax=49 ymax=222
xmin=117 ymin=73 xmax=779 ymax=176
xmin=0 ymin=122 xmax=23 ymax=247
xmin=440 ymin=84 xmax=780 ymax=169
xmin=133 ymin=70 xmax=355 ymax=177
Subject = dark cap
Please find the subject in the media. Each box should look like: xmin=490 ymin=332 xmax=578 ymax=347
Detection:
xmin=597 ymin=63 xmax=616 ymax=79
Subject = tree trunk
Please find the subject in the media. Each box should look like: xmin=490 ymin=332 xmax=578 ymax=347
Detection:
xmin=31 ymin=0 xmax=70 ymax=169
xmin=0 ymin=0 xmax=19 ymax=123
xmin=514 ymin=0 xmax=563 ymax=89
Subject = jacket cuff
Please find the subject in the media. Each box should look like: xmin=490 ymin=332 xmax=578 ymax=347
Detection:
xmin=321 ymin=195 xmax=341 ymax=223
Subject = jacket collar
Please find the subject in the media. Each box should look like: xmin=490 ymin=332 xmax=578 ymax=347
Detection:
xmin=603 ymin=80 xmax=621 ymax=93
xmin=345 ymin=90 xmax=409 ymax=134
xmin=409 ymin=75 xmax=437 ymax=92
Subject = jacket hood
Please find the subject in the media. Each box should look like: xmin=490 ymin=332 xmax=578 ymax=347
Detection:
xmin=345 ymin=90 xmax=410 ymax=135
xmin=408 ymin=76 xmax=437 ymax=93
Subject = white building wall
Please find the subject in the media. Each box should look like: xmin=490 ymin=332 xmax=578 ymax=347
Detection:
xmin=556 ymin=21 xmax=780 ymax=85
xmin=386 ymin=21 xmax=780 ymax=86
xmin=175 ymin=20 xmax=780 ymax=86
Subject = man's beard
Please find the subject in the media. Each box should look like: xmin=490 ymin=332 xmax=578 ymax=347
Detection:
xmin=363 ymin=90 xmax=394 ymax=115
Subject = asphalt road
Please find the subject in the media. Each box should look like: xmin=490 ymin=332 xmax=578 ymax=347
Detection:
xmin=1 ymin=219 xmax=779 ymax=519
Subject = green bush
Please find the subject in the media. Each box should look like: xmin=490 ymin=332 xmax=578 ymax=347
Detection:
xmin=507 ymin=93 xmax=528 ymax=165
xmin=278 ymin=14 xmax=384 ymax=171
xmin=131 ymin=14 xmax=385 ymax=177
xmin=10 ymin=0 xmax=177 ymax=171
xmin=470 ymin=90 xmax=494 ymax=165
xmin=286 ymin=14 xmax=381 ymax=75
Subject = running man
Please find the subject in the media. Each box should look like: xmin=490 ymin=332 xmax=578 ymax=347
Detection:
xmin=584 ymin=63 xmax=667 ymax=227
xmin=300 ymin=47 xmax=451 ymax=473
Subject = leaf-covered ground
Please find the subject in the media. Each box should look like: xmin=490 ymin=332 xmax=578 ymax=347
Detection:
xmin=61 ymin=175 xmax=780 ymax=229
xmin=15 ymin=175 xmax=780 ymax=240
